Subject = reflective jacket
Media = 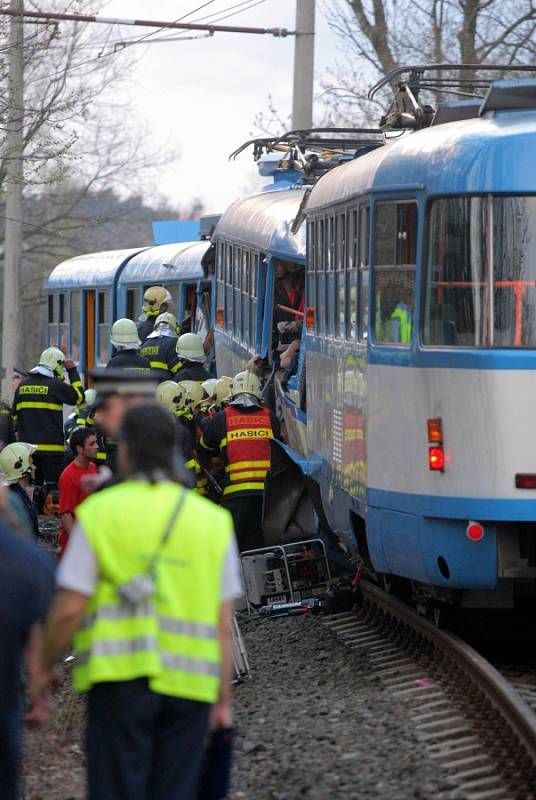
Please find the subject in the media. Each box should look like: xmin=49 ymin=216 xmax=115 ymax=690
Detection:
xmin=73 ymin=481 xmax=232 ymax=702
xmin=13 ymin=368 xmax=84 ymax=453
xmin=106 ymin=350 xmax=151 ymax=374
xmin=199 ymin=404 xmax=279 ymax=497
xmin=140 ymin=335 xmax=181 ymax=381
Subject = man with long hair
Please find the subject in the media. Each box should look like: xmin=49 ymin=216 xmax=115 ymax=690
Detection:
xmin=36 ymin=404 xmax=240 ymax=800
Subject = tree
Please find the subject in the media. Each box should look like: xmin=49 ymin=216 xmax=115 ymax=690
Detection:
xmin=321 ymin=0 xmax=536 ymax=124
xmin=0 ymin=0 xmax=179 ymax=371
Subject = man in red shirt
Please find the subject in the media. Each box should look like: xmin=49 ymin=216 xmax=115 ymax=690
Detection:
xmin=58 ymin=427 xmax=99 ymax=555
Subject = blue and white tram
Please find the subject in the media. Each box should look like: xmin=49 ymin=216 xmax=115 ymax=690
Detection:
xmin=213 ymin=187 xmax=307 ymax=379
xmin=46 ymin=240 xmax=212 ymax=380
xmin=278 ymin=83 xmax=536 ymax=609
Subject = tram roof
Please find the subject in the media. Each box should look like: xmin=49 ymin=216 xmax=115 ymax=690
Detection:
xmin=215 ymin=188 xmax=307 ymax=260
xmin=47 ymin=247 xmax=149 ymax=290
xmin=307 ymin=109 xmax=536 ymax=212
xmin=118 ymin=241 xmax=210 ymax=286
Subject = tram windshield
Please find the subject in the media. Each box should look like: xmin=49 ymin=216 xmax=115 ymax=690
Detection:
xmin=424 ymin=196 xmax=536 ymax=348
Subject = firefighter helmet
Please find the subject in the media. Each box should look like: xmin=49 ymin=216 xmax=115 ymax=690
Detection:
xmin=175 ymin=333 xmax=205 ymax=363
xmin=154 ymin=311 xmax=178 ymax=333
xmin=39 ymin=346 xmax=65 ymax=378
xmin=177 ymin=380 xmax=204 ymax=407
xmin=110 ymin=318 xmax=140 ymax=348
xmin=155 ymin=380 xmax=182 ymax=413
xmin=143 ymin=286 xmax=172 ymax=314
xmin=214 ymin=376 xmax=233 ymax=409
xmin=0 ymin=442 xmax=36 ymax=483
xmin=84 ymin=388 xmax=97 ymax=407
xmin=230 ymin=371 xmax=262 ymax=401
xmin=201 ymin=378 xmax=218 ymax=400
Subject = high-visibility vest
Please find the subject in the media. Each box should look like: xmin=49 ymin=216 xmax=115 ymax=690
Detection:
xmin=223 ymin=406 xmax=273 ymax=496
xmin=73 ymin=481 xmax=232 ymax=703
xmin=390 ymin=304 xmax=412 ymax=344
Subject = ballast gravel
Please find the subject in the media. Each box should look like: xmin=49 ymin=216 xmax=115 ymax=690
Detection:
xmin=230 ymin=614 xmax=455 ymax=800
xmin=24 ymin=603 xmax=456 ymax=799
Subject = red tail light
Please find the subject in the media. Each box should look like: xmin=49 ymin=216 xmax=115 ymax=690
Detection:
xmin=515 ymin=473 xmax=536 ymax=489
xmin=429 ymin=446 xmax=444 ymax=471
xmin=466 ymin=522 xmax=484 ymax=542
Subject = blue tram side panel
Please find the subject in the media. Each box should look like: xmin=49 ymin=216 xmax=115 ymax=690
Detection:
xmin=299 ymin=80 xmax=536 ymax=609
xmin=46 ymin=240 xmax=213 ymax=379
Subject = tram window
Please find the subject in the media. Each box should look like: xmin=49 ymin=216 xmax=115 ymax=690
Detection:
xmin=373 ymin=201 xmax=417 ymax=345
xmin=47 ymin=293 xmax=57 ymax=345
xmin=242 ymin=250 xmax=249 ymax=344
xmin=58 ymin=293 xmax=68 ymax=353
xmin=358 ymin=206 xmax=370 ymax=342
xmin=335 ymin=214 xmax=346 ymax=338
xmin=126 ymin=288 xmax=137 ymax=321
xmin=97 ymin=292 xmax=109 ymax=364
xmin=315 ymin=219 xmax=325 ymax=334
xmin=345 ymin=209 xmax=358 ymax=340
xmin=250 ymin=255 xmax=258 ymax=348
xmin=326 ymin=217 xmax=335 ymax=334
xmin=424 ymin=195 xmax=536 ymax=348
xmin=71 ymin=292 xmax=81 ymax=361
xmin=234 ymin=252 xmax=242 ymax=339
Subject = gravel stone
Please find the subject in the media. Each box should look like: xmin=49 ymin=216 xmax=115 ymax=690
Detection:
xmin=230 ymin=615 xmax=452 ymax=799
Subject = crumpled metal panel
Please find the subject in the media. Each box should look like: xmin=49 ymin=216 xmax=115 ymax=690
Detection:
xmin=47 ymin=247 xmax=148 ymax=289
xmin=118 ymin=240 xmax=211 ymax=285
xmin=215 ymin=188 xmax=306 ymax=258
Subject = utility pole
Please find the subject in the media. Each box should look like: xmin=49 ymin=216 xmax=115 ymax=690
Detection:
xmin=1 ymin=0 xmax=24 ymax=400
xmin=291 ymin=0 xmax=315 ymax=130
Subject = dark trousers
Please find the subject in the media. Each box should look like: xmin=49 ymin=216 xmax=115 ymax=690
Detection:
xmin=0 ymin=707 xmax=22 ymax=800
xmin=223 ymin=494 xmax=264 ymax=552
xmin=86 ymin=679 xmax=210 ymax=800
xmin=32 ymin=453 xmax=65 ymax=487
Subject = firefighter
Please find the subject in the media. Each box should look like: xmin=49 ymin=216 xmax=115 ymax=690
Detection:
xmin=12 ymin=347 xmax=84 ymax=486
xmin=64 ymin=389 xmax=107 ymax=466
xmin=174 ymin=333 xmax=211 ymax=383
xmin=212 ymin=376 xmax=233 ymax=414
xmin=137 ymin=285 xmax=173 ymax=343
xmin=0 ymin=442 xmax=40 ymax=539
xmin=198 ymin=370 xmax=280 ymax=551
xmin=106 ymin=319 xmax=151 ymax=373
xmin=140 ymin=311 xmax=182 ymax=381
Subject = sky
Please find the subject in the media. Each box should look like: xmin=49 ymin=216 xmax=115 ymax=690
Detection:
xmin=95 ymin=0 xmax=341 ymax=215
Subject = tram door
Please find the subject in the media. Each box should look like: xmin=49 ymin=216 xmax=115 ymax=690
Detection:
xmin=84 ymin=290 xmax=96 ymax=386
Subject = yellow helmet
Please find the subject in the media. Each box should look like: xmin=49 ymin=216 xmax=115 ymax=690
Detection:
xmin=177 ymin=380 xmax=204 ymax=407
xmin=176 ymin=333 xmax=205 ymax=363
xmin=230 ymin=370 xmax=262 ymax=401
xmin=154 ymin=311 xmax=178 ymax=333
xmin=0 ymin=442 xmax=36 ymax=483
xmin=143 ymin=286 xmax=172 ymax=314
xmin=111 ymin=318 xmax=140 ymax=348
xmin=84 ymin=388 xmax=97 ymax=407
xmin=201 ymin=378 xmax=218 ymax=400
xmin=214 ymin=376 xmax=233 ymax=409
xmin=155 ymin=380 xmax=183 ymax=413
xmin=39 ymin=346 xmax=65 ymax=378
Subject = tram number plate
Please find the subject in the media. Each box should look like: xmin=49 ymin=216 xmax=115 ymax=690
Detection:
xmin=268 ymin=594 xmax=287 ymax=605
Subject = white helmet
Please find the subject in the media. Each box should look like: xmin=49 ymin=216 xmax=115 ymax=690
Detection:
xmin=214 ymin=376 xmax=233 ymax=409
xmin=201 ymin=378 xmax=218 ymax=400
xmin=84 ymin=388 xmax=97 ymax=407
xmin=39 ymin=346 xmax=65 ymax=378
xmin=154 ymin=311 xmax=178 ymax=333
xmin=177 ymin=380 xmax=204 ymax=407
xmin=176 ymin=333 xmax=205 ymax=363
xmin=0 ymin=442 xmax=36 ymax=483
xmin=230 ymin=370 xmax=262 ymax=401
xmin=156 ymin=380 xmax=183 ymax=412
xmin=143 ymin=286 xmax=172 ymax=314
xmin=110 ymin=318 xmax=140 ymax=348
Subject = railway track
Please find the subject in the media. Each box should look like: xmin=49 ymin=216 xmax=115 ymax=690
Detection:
xmin=322 ymin=582 xmax=536 ymax=800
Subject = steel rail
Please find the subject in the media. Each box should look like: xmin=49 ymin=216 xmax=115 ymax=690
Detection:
xmin=361 ymin=581 xmax=536 ymax=764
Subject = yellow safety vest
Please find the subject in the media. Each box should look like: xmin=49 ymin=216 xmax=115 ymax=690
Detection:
xmin=73 ymin=481 xmax=233 ymax=703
